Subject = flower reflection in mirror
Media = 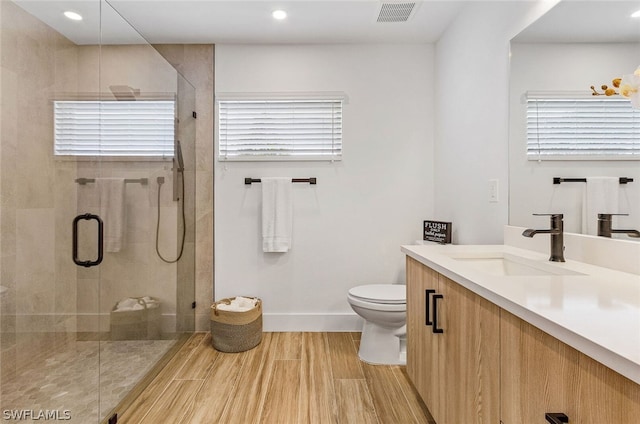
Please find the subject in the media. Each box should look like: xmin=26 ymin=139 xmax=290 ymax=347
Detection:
xmin=591 ymin=66 xmax=640 ymax=109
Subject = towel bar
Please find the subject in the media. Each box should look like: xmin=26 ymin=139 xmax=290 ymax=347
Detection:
xmin=244 ymin=177 xmax=317 ymax=185
xmin=553 ymin=177 xmax=633 ymax=185
xmin=75 ymin=178 xmax=148 ymax=185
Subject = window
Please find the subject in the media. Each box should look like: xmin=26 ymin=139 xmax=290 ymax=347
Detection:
xmin=526 ymin=94 xmax=640 ymax=160
xmin=54 ymin=100 xmax=175 ymax=158
xmin=217 ymin=96 xmax=343 ymax=161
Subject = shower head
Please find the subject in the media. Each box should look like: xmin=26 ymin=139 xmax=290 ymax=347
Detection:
xmin=175 ymin=140 xmax=184 ymax=173
xmin=109 ymin=85 xmax=140 ymax=101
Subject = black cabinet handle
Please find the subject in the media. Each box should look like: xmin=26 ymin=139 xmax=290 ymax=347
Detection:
xmin=432 ymin=294 xmax=443 ymax=334
xmin=425 ymin=289 xmax=436 ymax=326
xmin=545 ymin=413 xmax=569 ymax=424
xmin=72 ymin=213 xmax=103 ymax=268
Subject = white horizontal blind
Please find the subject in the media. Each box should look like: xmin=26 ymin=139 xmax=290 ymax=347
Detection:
xmin=218 ymin=99 xmax=343 ymax=161
xmin=526 ymin=96 xmax=640 ymax=160
xmin=54 ymin=100 xmax=175 ymax=157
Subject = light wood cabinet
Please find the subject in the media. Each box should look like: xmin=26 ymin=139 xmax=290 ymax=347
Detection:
xmin=501 ymin=309 xmax=640 ymax=424
xmin=406 ymin=257 xmax=441 ymax=420
xmin=438 ymin=274 xmax=500 ymax=424
xmin=406 ymin=257 xmax=500 ymax=424
xmin=407 ymin=257 xmax=640 ymax=424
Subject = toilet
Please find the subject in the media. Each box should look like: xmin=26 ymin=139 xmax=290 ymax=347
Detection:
xmin=347 ymin=284 xmax=407 ymax=365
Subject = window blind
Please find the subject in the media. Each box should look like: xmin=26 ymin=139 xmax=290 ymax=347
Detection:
xmin=526 ymin=95 xmax=640 ymax=160
xmin=218 ymin=98 xmax=343 ymax=161
xmin=54 ymin=100 xmax=175 ymax=157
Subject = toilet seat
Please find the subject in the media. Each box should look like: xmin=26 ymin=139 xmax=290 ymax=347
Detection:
xmin=348 ymin=284 xmax=406 ymax=305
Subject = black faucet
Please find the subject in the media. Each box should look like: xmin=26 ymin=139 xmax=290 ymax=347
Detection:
xmin=522 ymin=214 xmax=565 ymax=262
xmin=597 ymin=214 xmax=640 ymax=238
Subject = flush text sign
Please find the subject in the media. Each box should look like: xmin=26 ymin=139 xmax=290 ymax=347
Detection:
xmin=423 ymin=220 xmax=452 ymax=244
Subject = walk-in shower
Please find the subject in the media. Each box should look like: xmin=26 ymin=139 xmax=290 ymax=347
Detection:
xmin=0 ymin=1 xmax=196 ymax=422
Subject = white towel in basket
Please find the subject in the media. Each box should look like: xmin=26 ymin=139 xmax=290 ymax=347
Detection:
xmin=217 ymin=297 xmax=258 ymax=312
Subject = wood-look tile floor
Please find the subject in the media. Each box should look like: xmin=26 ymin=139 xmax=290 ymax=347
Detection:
xmin=119 ymin=332 xmax=434 ymax=424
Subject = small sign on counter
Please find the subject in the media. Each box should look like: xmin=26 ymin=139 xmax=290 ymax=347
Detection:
xmin=423 ymin=220 xmax=452 ymax=244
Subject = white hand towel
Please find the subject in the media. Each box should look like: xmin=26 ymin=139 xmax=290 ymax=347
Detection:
xmin=261 ymin=177 xmax=292 ymax=253
xmin=584 ymin=177 xmax=619 ymax=235
xmin=97 ymin=178 xmax=126 ymax=252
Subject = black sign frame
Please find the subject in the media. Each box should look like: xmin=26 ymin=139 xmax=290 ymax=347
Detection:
xmin=423 ymin=220 xmax=452 ymax=244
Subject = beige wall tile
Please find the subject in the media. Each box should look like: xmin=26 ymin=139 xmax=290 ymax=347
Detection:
xmin=15 ymin=209 xmax=55 ymax=315
xmin=153 ymin=44 xmax=214 ymax=331
xmin=2 ymin=4 xmax=212 ymax=338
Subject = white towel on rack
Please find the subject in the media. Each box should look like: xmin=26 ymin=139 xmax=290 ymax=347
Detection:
xmin=261 ymin=177 xmax=292 ymax=253
xmin=582 ymin=177 xmax=619 ymax=235
xmin=97 ymin=178 xmax=126 ymax=252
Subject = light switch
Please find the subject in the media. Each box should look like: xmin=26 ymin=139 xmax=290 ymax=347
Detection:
xmin=489 ymin=179 xmax=499 ymax=203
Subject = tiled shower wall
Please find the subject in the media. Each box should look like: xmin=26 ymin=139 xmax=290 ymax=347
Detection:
xmin=73 ymin=44 xmax=184 ymax=333
xmin=0 ymin=0 xmax=80 ymax=336
xmin=0 ymin=1 xmax=210 ymax=350
xmin=152 ymin=45 xmax=215 ymax=332
xmin=0 ymin=0 xmax=80 ymax=377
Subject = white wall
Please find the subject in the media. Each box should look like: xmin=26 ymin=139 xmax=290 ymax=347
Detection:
xmin=214 ymin=44 xmax=434 ymax=331
xmin=509 ymin=43 xmax=640 ymax=236
xmin=434 ymin=1 xmax=558 ymax=244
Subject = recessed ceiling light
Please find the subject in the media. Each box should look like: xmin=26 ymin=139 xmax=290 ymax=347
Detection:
xmin=64 ymin=11 xmax=83 ymax=21
xmin=272 ymin=10 xmax=287 ymax=20
xmin=632 ymin=9 xmax=640 ymax=18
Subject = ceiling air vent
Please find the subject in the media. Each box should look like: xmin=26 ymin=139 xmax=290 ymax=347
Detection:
xmin=376 ymin=2 xmax=417 ymax=23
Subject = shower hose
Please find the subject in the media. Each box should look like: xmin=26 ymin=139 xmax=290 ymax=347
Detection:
xmin=155 ymin=172 xmax=186 ymax=263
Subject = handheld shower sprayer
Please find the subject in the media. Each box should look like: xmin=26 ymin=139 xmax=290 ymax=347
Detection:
xmin=155 ymin=140 xmax=186 ymax=263
xmin=175 ymin=140 xmax=185 ymax=173
xmin=173 ymin=140 xmax=184 ymax=202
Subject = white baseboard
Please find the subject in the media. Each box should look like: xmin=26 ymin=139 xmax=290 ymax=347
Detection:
xmin=262 ymin=313 xmax=363 ymax=332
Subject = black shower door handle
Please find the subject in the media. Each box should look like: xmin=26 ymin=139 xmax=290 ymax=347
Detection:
xmin=72 ymin=213 xmax=103 ymax=267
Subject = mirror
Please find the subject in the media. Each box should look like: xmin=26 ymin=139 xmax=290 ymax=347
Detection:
xmin=509 ymin=1 xmax=640 ymax=238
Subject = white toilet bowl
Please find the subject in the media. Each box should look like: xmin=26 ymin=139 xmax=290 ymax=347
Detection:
xmin=347 ymin=284 xmax=407 ymax=365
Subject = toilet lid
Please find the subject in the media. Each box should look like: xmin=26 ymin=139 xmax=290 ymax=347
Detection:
xmin=348 ymin=284 xmax=406 ymax=304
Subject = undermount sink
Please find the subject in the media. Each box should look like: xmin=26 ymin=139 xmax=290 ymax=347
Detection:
xmin=450 ymin=253 xmax=585 ymax=277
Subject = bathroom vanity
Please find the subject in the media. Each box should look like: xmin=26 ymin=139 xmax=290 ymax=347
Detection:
xmin=402 ymin=236 xmax=640 ymax=424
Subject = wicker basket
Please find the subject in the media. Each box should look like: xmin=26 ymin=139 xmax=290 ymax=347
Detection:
xmin=110 ymin=298 xmax=161 ymax=341
xmin=210 ymin=297 xmax=262 ymax=353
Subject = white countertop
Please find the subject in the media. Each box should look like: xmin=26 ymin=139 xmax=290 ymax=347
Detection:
xmin=401 ymin=243 xmax=640 ymax=385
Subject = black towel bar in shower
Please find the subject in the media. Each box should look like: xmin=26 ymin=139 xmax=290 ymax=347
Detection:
xmin=553 ymin=177 xmax=633 ymax=185
xmin=244 ymin=177 xmax=317 ymax=185
xmin=75 ymin=178 xmax=148 ymax=185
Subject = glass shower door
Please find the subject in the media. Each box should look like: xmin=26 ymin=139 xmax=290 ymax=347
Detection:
xmin=0 ymin=0 xmax=104 ymax=422
xmin=0 ymin=1 xmax=195 ymax=422
xmin=93 ymin=2 xmax=196 ymax=422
